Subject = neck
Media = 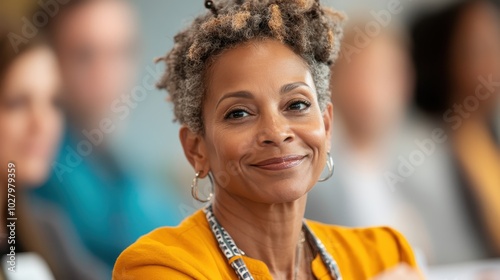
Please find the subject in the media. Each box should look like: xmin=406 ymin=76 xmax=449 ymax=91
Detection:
xmin=212 ymin=188 xmax=307 ymax=279
xmin=66 ymin=112 xmax=112 ymax=139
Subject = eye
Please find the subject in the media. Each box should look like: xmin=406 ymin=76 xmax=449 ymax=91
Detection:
xmin=224 ymin=108 xmax=250 ymax=120
xmin=287 ymin=100 xmax=311 ymax=111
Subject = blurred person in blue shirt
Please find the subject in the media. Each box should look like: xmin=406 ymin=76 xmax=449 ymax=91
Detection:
xmin=27 ymin=0 xmax=183 ymax=276
xmin=0 ymin=23 xmax=110 ymax=279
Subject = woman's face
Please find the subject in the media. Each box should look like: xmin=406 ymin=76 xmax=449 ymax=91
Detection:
xmin=0 ymin=46 xmax=63 ymax=187
xmin=449 ymin=1 xmax=500 ymax=107
xmin=333 ymin=33 xmax=411 ymax=137
xmin=187 ymin=39 xmax=333 ymax=204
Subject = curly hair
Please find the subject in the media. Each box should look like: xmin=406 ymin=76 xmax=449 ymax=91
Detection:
xmin=157 ymin=0 xmax=344 ymax=133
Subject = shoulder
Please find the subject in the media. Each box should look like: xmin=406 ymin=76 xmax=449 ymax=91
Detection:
xmin=306 ymin=220 xmax=417 ymax=269
xmin=113 ymin=210 xmax=220 ymax=280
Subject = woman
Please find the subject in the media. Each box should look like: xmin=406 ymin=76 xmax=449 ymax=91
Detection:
xmin=409 ymin=0 xmax=500 ymax=263
xmin=0 ymin=26 xmax=108 ymax=279
xmin=0 ymin=27 xmax=63 ymax=278
xmin=113 ymin=0 xmax=421 ymax=279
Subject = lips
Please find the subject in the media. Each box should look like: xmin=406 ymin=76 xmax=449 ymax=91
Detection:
xmin=251 ymin=155 xmax=306 ymax=171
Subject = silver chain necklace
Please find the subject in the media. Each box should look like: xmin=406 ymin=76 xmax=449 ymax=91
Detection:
xmin=240 ymin=229 xmax=306 ymax=279
xmin=203 ymin=204 xmax=343 ymax=280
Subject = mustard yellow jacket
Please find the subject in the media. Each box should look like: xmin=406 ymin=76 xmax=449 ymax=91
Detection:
xmin=113 ymin=209 xmax=418 ymax=279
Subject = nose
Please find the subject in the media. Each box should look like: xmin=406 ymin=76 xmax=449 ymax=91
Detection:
xmin=28 ymin=104 xmax=45 ymax=141
xmin=256 ymin=112 xmax=294 ymax=147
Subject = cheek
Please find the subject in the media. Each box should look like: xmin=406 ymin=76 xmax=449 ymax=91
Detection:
xmin=45 ymin=108 xmax=63 ymax=145
xmin=207 ymin=128 xmax=251 ymax=177
xmin=304 ymin=130 xmax=328 ymax=164
xmin=298 ymin=111 xmax=329 ymax=150
xmin=301 ymin=116 xmax=329 ymax=173
xmin=0 ymin=113 xmax=29 ymax=162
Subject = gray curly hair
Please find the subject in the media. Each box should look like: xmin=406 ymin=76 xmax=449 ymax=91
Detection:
xmin=157 ymin=0 xmax=344 ymax=134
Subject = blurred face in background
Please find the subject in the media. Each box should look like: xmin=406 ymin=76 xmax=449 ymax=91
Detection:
xmin=0 ymin=46 xmax=63 ymax=187
xmin=52 ymin=0 xmax=138 ymax=128
xmin=332 ymin=32 xmax=412 ymax=140
xmin=448 ymin=0 xmax=500 ymax=114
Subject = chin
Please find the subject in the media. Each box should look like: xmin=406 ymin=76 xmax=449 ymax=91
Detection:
xmin=21 ymin=160 xmax=52 ymax=188
xmin=254 ymin=180 xmax=311 ymax=204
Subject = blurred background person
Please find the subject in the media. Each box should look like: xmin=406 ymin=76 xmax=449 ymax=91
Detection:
xmin=0 ymin=25 xmax=107 ymax=279
xmin=1 ymin=0 xmax=499 ymax=278
xmin=304 ymin=20 xmax=433 ymax=264
xmin=406 ymin=0 xmax=500 ymax=265
xmin=18 ymin=0 xmax=184 ymax=277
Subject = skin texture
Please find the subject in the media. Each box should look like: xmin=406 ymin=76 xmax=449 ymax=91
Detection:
xmin=180 ymin=39 xmax=333 ymax=279
xmin=0 ymin=46 xmax=63 ymax=187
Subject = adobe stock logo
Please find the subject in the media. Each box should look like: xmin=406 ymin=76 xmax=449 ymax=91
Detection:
xmin=384 ymin=74 xmax=500 ymax=191
xmin=8 ymin=0 xmax=71 ymax=53
xmin=50 ymin=64 xmax=163 ymax=182
xmin=340 ymin=0 xmax=413 ymax=63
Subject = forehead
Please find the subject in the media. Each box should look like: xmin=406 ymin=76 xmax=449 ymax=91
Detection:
xmin=2 ymin=47 xmax=59 ymax=94
xmin=55 ymin=1 xmax=136 ymax=49
xmin=206 ymin=39 xmax=313 ymax=94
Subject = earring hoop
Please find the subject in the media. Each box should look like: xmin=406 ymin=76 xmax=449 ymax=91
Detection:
xmin=318 ymin=152 xmax=334 ymax=182
xmin=191 ymin=171 xmax=214 ymax=203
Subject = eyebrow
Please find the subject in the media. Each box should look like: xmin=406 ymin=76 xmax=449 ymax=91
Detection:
xmin=279 ymin=82 xmax=311 ymax=94
xmin=215 ymin=82 xmax=312 ymax=109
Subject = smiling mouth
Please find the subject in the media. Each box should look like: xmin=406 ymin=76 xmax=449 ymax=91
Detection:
xmin=251 ymin=155 xmax=306 ymax=171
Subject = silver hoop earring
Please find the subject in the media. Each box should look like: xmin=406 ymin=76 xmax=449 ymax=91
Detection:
xmin=191 ymin=171 xmax=214 ymax=203
xmin=318 ymin=152 xmax=334 ymax=182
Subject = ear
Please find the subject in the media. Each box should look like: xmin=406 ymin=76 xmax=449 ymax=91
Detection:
xmin=179 ymin=126 xmax=211 ymax=177
xmin=322 ymin=102 xmax=334 ymax=152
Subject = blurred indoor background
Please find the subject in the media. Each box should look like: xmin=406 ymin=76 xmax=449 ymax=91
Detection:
xmin=0 ymin=0 xmax=499 ymax=279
